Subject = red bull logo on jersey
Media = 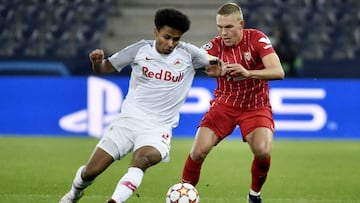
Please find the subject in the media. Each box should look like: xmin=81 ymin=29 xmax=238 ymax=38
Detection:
xmin=142 ymin=66 xmax=184 ymax=82
xmin=173 ymin=58 xmax=184 ymax=66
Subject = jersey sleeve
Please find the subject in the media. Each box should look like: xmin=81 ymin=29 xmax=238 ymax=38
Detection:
xmin=182 ymin=42 xmax=209 ymax=70
xmin=202 ymin=37 xmax=221 ymax=57
xmin=252 ymin=30 xmax=275 ymax=58
xmin=108 ymin=40 xmax=149 ymax=72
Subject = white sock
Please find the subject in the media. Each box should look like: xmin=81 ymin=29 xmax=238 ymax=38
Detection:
xmin=249 ymin=188 xmax=261 ymax=196
xmin=111 ymin=167 xmax=144 ymax=202
xmin=71 ymin=165 xmax=94 ymax=196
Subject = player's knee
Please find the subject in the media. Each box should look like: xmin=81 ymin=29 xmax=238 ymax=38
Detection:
xmin=130 ymin=146 xmax=162 ymax=170
xmin=190 ymin=149 xmax=209 ymax=162
xmin=256 ymin=152 xmax=271 ymax=159
xmin=250 ymin=139 xmax=272 ymax=158
xmin=253 ymin=146 xmax=271 ymax=158
xmin=132 ymin=154 xmax=161 ymax=171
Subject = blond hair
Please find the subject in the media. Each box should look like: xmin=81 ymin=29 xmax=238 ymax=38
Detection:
xmin=217 ymin=2 xmax=243 ymax=21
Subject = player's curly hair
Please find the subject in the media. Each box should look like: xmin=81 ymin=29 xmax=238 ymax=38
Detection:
xmin=154 ymin=8 xmax=190 ymax=34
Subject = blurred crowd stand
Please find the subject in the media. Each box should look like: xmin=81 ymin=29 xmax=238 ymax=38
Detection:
xmin=0 ymin=0 xmax=360 ymax=77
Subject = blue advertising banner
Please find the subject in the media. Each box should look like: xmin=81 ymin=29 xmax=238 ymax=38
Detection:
xmin=0 ymin=76 xmax=359 ymax=140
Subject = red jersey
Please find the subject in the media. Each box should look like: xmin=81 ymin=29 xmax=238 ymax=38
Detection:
xmin=203 ymin=29 xmax=275 ymax=110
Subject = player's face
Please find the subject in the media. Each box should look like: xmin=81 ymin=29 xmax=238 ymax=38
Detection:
xmin=216 ymin=14 xmax=244 ymax=47
xmin=154 ymin=26 xmax=182 ymax=54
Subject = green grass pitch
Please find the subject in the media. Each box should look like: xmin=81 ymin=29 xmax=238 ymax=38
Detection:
xmin=0 ymin=136 xmax=359 ymax=203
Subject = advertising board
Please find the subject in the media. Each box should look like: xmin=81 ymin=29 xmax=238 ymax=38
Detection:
xmin=1 ymin=76 xmax=358 ymax=139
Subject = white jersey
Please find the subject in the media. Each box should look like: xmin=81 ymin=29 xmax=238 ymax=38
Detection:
xmin=108 ymin=40 xmax=209 ymax=129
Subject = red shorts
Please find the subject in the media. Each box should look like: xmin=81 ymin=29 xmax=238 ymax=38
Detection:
xmin=199 ymin=101 xmax=274 ymax=141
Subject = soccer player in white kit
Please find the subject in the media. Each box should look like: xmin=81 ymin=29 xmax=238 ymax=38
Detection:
xmin=59 ymin=8 xmax=225 ymax=203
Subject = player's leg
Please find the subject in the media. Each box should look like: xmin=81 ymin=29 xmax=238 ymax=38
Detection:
xmin=245 ymin=127 xmax=273 ymax=203
xmin=182 ymin=127 xmax=219 ymax=186
xmin=108 ymin=146 xmax=162 ymax=202
xmin=108 ymin=122 xmax=171 ymax=203
xmin=240 ymin=106 xmax=274 ymax=203
xmin=182 ymin=102 xmax=236 ymax=186
xmin=59 ymin=147 xmax=114 ymax=203
xmin=60 ymin=123 xmax=130 ymax=203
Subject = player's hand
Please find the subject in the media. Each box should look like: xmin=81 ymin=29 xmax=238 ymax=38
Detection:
xmin=89 ymin=49 xmax=105 ymax=64
xmin=226 ymin=64 xmax=250 ymax=78
xmin=206 ymin=58 xmax=226 ymax=77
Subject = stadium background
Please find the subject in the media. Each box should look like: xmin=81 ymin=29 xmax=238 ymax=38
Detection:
xmin=1 ymin=0 xmax=360 ymax=139
xmin=1 ymin=1 xmax=360 ymax=203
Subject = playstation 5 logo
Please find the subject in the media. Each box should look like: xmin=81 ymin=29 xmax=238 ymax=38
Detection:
xmin=271 ymin=88 xmax=327 ymax=131
xmin=59 ymin=77 xmax=328 ymax=137
xmin=59 ymin=76 xmax=213 ymax=138
xmin=59 ymin=76 xmax=124 ymax=138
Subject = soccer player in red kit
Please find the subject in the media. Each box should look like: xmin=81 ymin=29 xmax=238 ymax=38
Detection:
xmin=181 ymin=2 xmax=285 ymax=203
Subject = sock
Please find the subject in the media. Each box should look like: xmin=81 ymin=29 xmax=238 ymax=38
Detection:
xmin=250 ymin=156 xmax=271 ymax=193
xmin=181 ymin=154 xmax=203 ymax=186
xmin=249 ymin=189 xmax=261 ymax=196
xmin=111 ymin=167 xmax=144 ymax=203
xmin=71 ymin=165 xmax=94 ymax=197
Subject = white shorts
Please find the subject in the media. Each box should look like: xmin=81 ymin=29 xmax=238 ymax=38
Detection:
xmin=96 ymin=115 xmax=172 ymax=162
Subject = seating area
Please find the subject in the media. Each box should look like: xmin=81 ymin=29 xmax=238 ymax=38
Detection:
xmin=0 ymin=0 xmax=116 ymax=58
xmin=240 ymin=0 xmax=360 ymax=60
xmin=0 ymin=0 xmax=359 ymax=77
xmin=2 ymin=0 xmax=359 ymax=60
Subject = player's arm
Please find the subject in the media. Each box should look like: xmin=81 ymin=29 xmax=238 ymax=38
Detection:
xmin=257 ymin=52 xmax=285 ymax=80
xmin=227 ymin=53 xmax=284 ymax=80
xmin=195 ymin=52 xmax=226 ymax=77
xmin=226 ymin=30 xmax=285 ymax=80
xmin=203 ymin=56 xmax=226 ymax=77
xmin=250 ymin=53 xmax=285 ymax=80
xmin=202 ymin=41 xmax=225 ymax=77
xmin=89 ymin=49 xmax=116 ymax=74
xmin=186 ymin=42 xmax=225 ymax=77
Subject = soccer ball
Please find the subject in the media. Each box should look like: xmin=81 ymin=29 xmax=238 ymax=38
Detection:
xmin=166 ymin=183 xmax=199 ymax=203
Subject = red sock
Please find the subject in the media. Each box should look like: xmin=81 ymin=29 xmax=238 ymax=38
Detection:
xmin=250 ymin=156 xmax=271 ymax=192
xmin=182 ymin=154 xmax=203 ymax=186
